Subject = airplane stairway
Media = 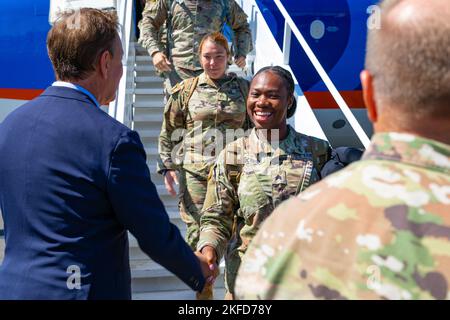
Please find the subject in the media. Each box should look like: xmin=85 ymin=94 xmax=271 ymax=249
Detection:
xmin=129 ymin=43 xmax=226 ymax=300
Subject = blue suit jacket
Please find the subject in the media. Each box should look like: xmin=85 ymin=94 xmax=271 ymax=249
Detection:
xmin=0 ymin=86 xmax=205 ymax=299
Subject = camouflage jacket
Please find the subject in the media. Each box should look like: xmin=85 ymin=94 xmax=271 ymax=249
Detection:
xmin=235 ymin=132 xmax=450 ymax=300
xmin=158 ymin=72 xmax=250 ymax=177
xmin=138 ymin=0 xmax=253 ymax=71
xmin=197 ymin=127 xmax=330 ymax=290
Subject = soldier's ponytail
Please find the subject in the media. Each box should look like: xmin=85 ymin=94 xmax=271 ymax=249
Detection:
xmin=287 ymin=96 xmax=297 ymax=118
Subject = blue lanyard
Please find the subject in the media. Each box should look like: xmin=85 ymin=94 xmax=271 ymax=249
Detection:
xmin=52 ymin=81 xmax=100 ymax=108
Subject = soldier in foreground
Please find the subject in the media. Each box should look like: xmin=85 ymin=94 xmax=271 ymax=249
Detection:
xmin=138 ymin=0 xmax=253 ymax=94
xmin=197 ymin=66 xmax=331 ymax=299
xmin=235 ymin=0 xmax=450 ymax=300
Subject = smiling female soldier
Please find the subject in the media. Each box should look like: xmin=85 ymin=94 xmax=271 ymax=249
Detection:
xmin=197 ymin=66 xmax=331 ymax=299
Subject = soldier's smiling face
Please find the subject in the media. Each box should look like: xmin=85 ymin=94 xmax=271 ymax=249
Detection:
xmin=247 ymin=71 xmax=292 ymax=131
xmin=200 ymin=40 xmax=228 ymax=80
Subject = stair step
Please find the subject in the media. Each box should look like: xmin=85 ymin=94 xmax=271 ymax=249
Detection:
xmin=140 ymin=136 xmax=159 ymax=147
xmin=132 ymin=287 xmax=226 ymax=300
xmin=144 ymin=147 xmax=159 ymax=155
xmin=138 ymin=129 xmax=161 ymax=138
xmin=147 ymin=162 xmax=159 ymax=174
xmin=135 ymin=46 xmax=149 ymax=54
xmin=135 ymin=76 xmax=163 ymax=83
xmin=131 ymin=268 xmax=225 ymax=293
xmin=135 ymin=65 xmax=157 ymax=72
xmin=135 ymin=88 xmax=164 ymax=95
xmin=130 ymin=258 xmax=225 ymax=299
xmin=136 ymin=55 xmax=152 ymax=63
xmin=133 ymin=101 xmax=165 ymax=109
xmin=134 ymin=124 xmax=163 ymax=134
xmin=131 ymin=260 xmax=226 ymax=279
xmin=131 ymin=262 xmax=180 ymax=278
xmin=132 ymin=275 xmax=225 ymax=293
xmin=128 ymin=223 xmax=187 ymax=249
xmin=132 ymin=289 xmax=196 ymax=300
xmin=145 ymin=156 xmax=161 ymax=166
xmin=134 ymin=113 xmax=163 ymax=123
xmin=130 ymin=256 xmax=226 ymax=270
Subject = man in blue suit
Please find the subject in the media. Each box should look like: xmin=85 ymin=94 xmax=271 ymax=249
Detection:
xmin=0 ymin=8 xmax=214 ymax=299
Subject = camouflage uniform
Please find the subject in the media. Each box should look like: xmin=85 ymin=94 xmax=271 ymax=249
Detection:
xmin=158 ymin=72 xmax=250 ymax=249
xmin=198 ymin=126 xmax=330 ymax=295
xmin=138 ymin=0 xmax=253 ymax=91
xmin=235 ymin=133 xmax=450 ymax=300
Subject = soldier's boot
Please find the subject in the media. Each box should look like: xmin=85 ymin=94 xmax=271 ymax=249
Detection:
xmin=196 ymin=283 xmax=214 ymax=300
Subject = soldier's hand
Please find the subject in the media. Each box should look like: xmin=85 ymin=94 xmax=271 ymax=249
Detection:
xmin=200 ymin=245 xmax=218 ymax=279
xmin=164 ymin=170 xmax=178 ymax=196
xmin=234 ymin=56 xmax=246 ymax=69
xmin=195 ymin=250 xmax=219 ymax=285
xmin=152 ymin=51 xmax=172 ymax=72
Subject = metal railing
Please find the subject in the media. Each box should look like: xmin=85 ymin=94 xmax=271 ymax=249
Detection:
xmin=274 ymin=0 xmax=370 ymax=148
xmin=108 ymin=0 xmax=136 ymax=127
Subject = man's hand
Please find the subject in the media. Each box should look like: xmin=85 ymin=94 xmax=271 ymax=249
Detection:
xmin=195 ymin=250 xmax=219 ymax=286
xmin=234 ymin=56 xmax=246 ymax=69
xmin=152 ymin=51 xmax=172 ymax=72
xmin=164 ymin=170 xmax=178 ymax=197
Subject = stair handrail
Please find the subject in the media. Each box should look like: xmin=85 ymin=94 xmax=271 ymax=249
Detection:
xmin=108 ymin=0 xmax=135 ymax=127
xmin=273 ymin=0 xmax=370 ymax=148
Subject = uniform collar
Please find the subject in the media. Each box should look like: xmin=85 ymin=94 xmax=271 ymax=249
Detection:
xmin=198 ymin=71 xmax=236 ymax=89
xmin=363 ymin=132 xmax=450 ymax=174
xmin=248 ymin=125 xmax=297 ymax=157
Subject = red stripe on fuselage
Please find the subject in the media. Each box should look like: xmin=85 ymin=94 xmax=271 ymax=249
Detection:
xmin=304 ymin=90 xmax=366 ymax=109
xmin=0 ymin=88 xmax=44 ymax=100
xmin=1 ymin=88 xmax=365 ymax=109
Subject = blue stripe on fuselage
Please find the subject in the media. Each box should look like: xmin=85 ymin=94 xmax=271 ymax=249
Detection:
xmin=0 ymin=0 xmax=54 ymax=90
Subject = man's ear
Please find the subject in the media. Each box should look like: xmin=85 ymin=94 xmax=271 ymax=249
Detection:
xmin=98 ymin=50 xmax=111 ymax=79
xmin=360 ymin=70 xmax=378 ymax=123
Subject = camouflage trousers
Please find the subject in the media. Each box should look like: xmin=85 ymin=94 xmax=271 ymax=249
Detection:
xmin=223 ymin=239 xmax=242 ymax=297
xmin=178 ymin=168 xmax=208 ymax=250
xmin=178 ymin=168 xmax=215 ymax=300
xmin=162 ymin=67 xmax=203 ymax=101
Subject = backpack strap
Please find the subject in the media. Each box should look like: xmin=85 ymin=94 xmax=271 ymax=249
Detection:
xmin=183 ymin=75 xmax=199 ymax=109
xmin=223 ymin=137 xmax=247 ymax=190
xmin=308 ymin=135 xmax=332 ymax=177
xmin=234 ymin=77 xmax=252 ymax=130
xmin=235 ymin=77 xmax=249 ymax=99
xmin=170 ymin=75 xmax=199 ymax=124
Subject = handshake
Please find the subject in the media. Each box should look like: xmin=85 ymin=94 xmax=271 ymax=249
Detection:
xmin=194 ymin=245 xmax=219 ymax=299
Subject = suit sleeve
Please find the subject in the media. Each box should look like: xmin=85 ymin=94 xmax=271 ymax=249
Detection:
xmin=107 ymin=130 xmax=205 ymax=292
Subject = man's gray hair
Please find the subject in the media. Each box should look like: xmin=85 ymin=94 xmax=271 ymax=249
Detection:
xmin=365 ymin=0 xmax=450 ymax=118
